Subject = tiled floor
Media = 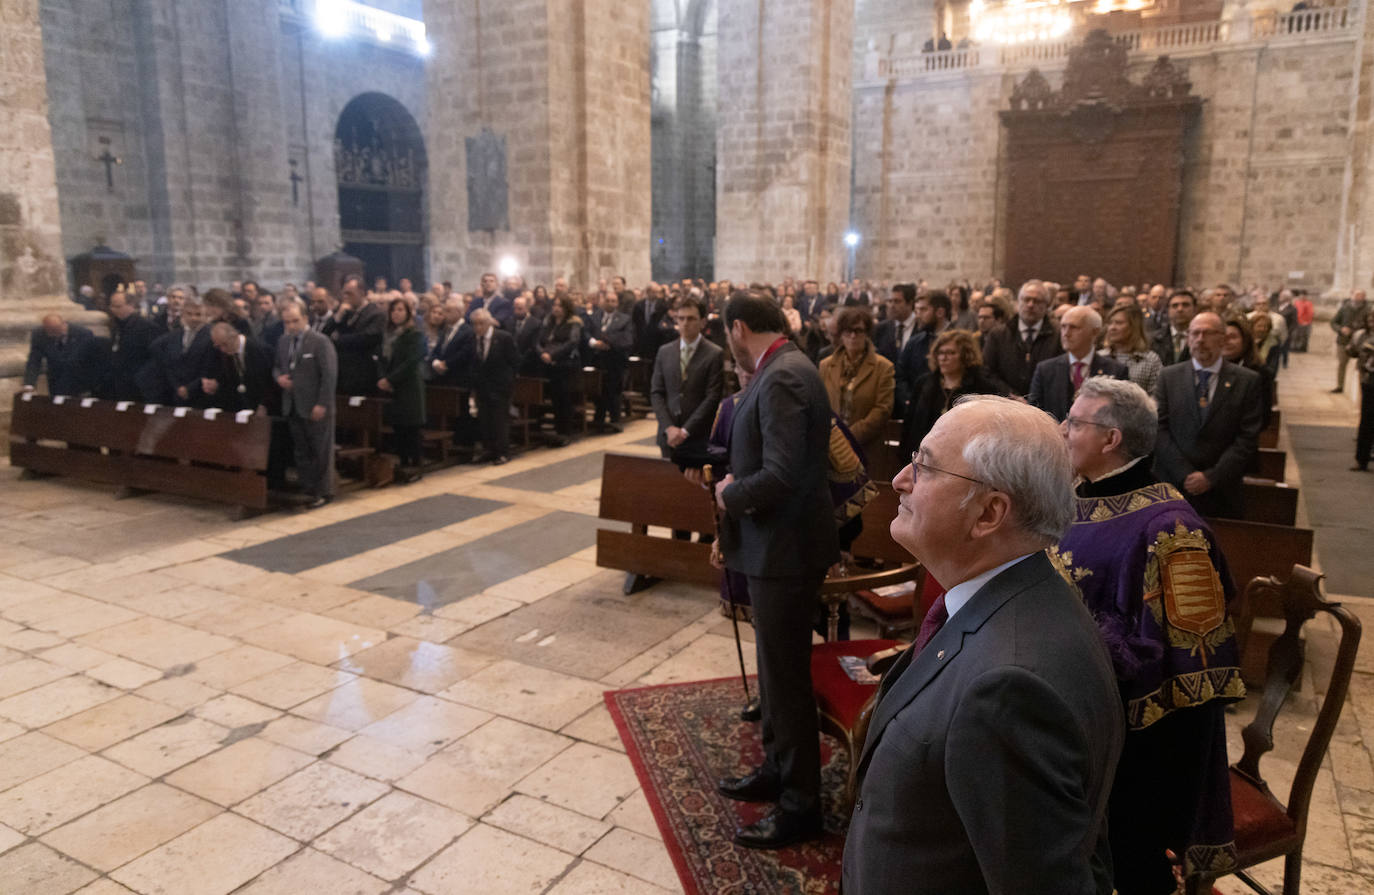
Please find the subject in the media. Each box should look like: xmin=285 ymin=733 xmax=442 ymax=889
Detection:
xmin=0 ymin=328 xmax=1369 ymax=894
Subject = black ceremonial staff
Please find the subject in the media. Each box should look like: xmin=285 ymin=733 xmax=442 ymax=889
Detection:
xmin=702 ymin=464 xmax=752 ymax=713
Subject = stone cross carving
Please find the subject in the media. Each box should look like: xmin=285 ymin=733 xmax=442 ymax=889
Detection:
xmin=95 ymin=137 xmax=121 ymax=192
xmin=289 ymin=159 xmax=304 ymax=206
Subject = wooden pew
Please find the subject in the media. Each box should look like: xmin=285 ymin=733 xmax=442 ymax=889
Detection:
xmin=9 ymin=394 xmax=270 ymax=515
xmin=622 ymin=356 xmax=654 ymax=418
xmin=512 ymin=377 xmax=545 ymax=446
xmin=575 ymin=366 xmax=603 ymax=433
xmin=421 ymin=385 xmax=466 ymax=466
xmin=334 ymin=395 xmax=391 ymax=487
xmin=1240 ymin=478 xmax=1299 ymax=526
xmin=1245 ymin=447 xmax=1286 ymax=482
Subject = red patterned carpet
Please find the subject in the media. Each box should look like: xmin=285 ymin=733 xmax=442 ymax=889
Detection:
xmin=605 ymin=676 xmax=848 ymax=894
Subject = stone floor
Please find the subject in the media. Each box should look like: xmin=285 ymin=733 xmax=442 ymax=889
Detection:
xmin=0 ymin=328 xmax=1369 ymax=895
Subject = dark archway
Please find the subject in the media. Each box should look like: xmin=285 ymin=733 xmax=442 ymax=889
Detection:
xmin=334 ymin=93 xmax=427 ymax=289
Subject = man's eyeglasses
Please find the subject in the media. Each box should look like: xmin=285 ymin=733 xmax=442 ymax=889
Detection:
xmin=910 ymin=454 xmax=988 ymax=487
xmin=1064 ymin=416 xmax=1114 ymax=432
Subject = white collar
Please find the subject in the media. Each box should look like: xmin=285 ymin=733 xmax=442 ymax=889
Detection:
xmin=943 ymin=553 xmax=1037 ymax=621
xmin=1080 ymin=454 xmax=1146 ymax=485
xmin=1067 ymin=349 xmax=1094 ymax=367
xmin=1191 ymin=356 xmax=1223 ymax=376
xmin=680 ymin=334 xmax=703 ymax=353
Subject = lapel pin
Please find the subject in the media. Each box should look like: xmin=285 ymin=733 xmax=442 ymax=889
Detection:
xmin=937 ymin=650 xmax=945 ymax=659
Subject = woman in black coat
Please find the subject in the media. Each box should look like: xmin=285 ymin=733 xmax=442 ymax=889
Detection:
xmin=378 ymin=298 xmax=427 ymax=481
xmin=538 ymin=294 xmax=584 ymax=446
xmin=899 ymin=329 xmax=1006 ymax=458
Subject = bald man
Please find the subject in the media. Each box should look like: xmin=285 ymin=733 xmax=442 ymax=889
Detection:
xmin=23 ymin=314 xmax=99 ymax=397
xmin=1027 ymin=305 xmax=1128 ymax=422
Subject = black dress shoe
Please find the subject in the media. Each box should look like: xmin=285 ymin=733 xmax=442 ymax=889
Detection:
xmin=1351 ymin=464 xmax=1369 ymax=472
xmin=733 ymin=807 xmax=823 ymax=850
xmin=490 ymin=454 xmax=510 ymax=465
xmin=307 ymin=495 xmax=332 ymax=510
xmin=739 ymin=699 xmax=761 ymax=722
xmin=717 ymin=770 xmax=781 ymax=803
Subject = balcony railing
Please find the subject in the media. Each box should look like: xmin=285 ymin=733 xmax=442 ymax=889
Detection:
xmin=279 ymin=0 xmax=430 ymax=58
xmin=873 ymin=4 xmax=1360 ymax=80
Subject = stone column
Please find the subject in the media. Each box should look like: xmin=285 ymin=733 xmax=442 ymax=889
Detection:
xmin=426 ymin=0 xmax=651 ymax=289
xmin=0 ymin=0 xmax=97 ymax=410
xmin=715 ymin=0 xmax=854 ymax=282
xmin=1333 ymin=0 xmax=1374 ymax=295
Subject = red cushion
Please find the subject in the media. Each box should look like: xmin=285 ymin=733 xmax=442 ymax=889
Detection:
xmin=811 ymin=639 xmax=902 ymax=731
xmin=1229 ymin=769 xmax=1296 ymax=851
xmin=852 ymin=588 xmax=915 ymax=621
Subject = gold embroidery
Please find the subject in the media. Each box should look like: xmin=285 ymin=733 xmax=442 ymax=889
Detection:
xmin=1046 ymin=547 xmax=1093 ymax=600
xmin=1074 ymin=482 xmax=1186 ymax=523
xmin=1128 ymin=667 xmax=1246 ymax=729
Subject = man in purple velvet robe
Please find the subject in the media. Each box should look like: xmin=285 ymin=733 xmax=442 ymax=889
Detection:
xmin=1056 ymin=377 xmax=1246 ymax=895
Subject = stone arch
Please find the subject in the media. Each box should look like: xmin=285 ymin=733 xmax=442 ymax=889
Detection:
xmin=334 ymin=92 xmax=428 ymax=289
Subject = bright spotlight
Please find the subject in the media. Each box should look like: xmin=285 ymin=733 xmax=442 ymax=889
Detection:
xmin=844 ymin=232 xmax=860 ymax=248
xmin=315 ymin=0 xmax=349 ymax=38
xmin=498 ymin=255 xmax=520 ymax=278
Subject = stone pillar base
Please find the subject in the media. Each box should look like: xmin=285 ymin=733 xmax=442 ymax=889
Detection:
xmin=0 ymin=295 xmax=106 ymax=437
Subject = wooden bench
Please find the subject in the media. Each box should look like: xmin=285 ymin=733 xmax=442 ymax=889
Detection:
xmin=9 ymin=394 xmax=270 ymax=516
xmin=334 ymin=395 xmax=391 ymax=487
xmin=421 ymin=385 xmax=466 ymax=466
xmin=512 ymin=377 xmax=545 ymax=446
xmin=575 ymin=366 xmax=603 ymax=433
xmin=1240 ymin=478 xmax=1299 ymax=526
xmin=622 ymin=356 xmax=654 ymax=418
xmin=1246 ymin=447 xmax=1286 ymax=482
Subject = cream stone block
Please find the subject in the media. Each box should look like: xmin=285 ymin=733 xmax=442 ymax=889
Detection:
xmin=483 ymin=793 xmax=611 ymax=855
xmin=0 ymin=842 xmax=97 ymax=895
xmin=315 ymin=790 xmax=473 ymax=881
xmin=43 ymin=694 xmax=182 ymax=751
xmin=110 ymin=583 xmax=230 ymax=620
xmin=37 ymin=643 xmax=117 ymax=672
xmin=111 ymin=812 xmax=298 ymax=895
xmin=583 ymin=827 xmax=681 ymax=891
xmin=432 ymin=592 xmax=522 ymax=626
xmin=0 ymin=821 xmax=24 ymax=854
xmin=290 ymin=678 xmax=421 ymax=731
xmin=229 ymin=660 xmax=357 ymax=710
xmin=387 ymin=613 xmax=473 ymax=643
xmin=236 ymin=761 xmax=388 ymax=840
xmin=546 ymin=860 xmax=677 ymax=895
xmin=193 ymin=693 xmax=282 ymax=729
xmin=408 ymin=824 xmax=573 ymax=895
xmin=0 ymin=628 xmax=65 ymax=651
xmin=102 ymin=716 xmax=230 ymax=777
xmin=397 ymin=718 xmax=572 ymax=817
xmin=0 ymin=657 xmax=72 ymax=698
xmin=560 ymin=703 xmax=625 ymax=752
xmin=2 ymin=592 xmax=139 ymax=639
xmin=0 ymin=674 xmax=121 ymax=727
xmin=325 ymin=734 xmax=429 ymax=783
xmin=0 ymin=755 xmax=147 ymax=835
xmin=4 ymin=555 xmax=90 ymax=581
xmin=0 ymin=731 xmax=87 ymax=792
xmin=162 ymin=556 xmax=269 ymax=588
xmin=437 ymin=660 xmax=606 ymax=730
xmin=606 ymin=790 xmax=661 ymax=841
xmin=134 ymin=676 xmax=222 ymax=711
xmin=184 ymin=645 xmax=296 ymax=690
xmin=76 ymin=617 xmax=236 ymax=669
xmin=40 ymin=783 xmax=220 ymax=871
xmin=69 ymin=570 xmax=182 ymax=603
xmin=341 ymin=636 xmax=496 ymax=694
xmin=178 ymin=598 xmax=295 ymax=638
xmin=325 ymin=595 xmax=422 ymax=630
xmin=240 ymin=612 xmax=385 ymax=665
xmin=232 ymin=848 xmax=390 ymax=895
xmin=74 ymin=881 xmax=139 ymax=894
xmin=143 ymin=539 xmax=224 ymax=566
xmin=85 ymin=657 xmax=163 ymax=690
xmin=358 ymin=695 xmax=491 ymax=755
xmin=165 ymin=738 xmax=314 ymax=806
xmin=516 ymin=742 xmax=640 ymax=820
xmin=256 ymin=715 xmax=352 ymax=756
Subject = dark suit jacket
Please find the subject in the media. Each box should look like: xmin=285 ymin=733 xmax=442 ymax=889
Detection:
xmin=632 ymin=298 xmax=669 ymax=357
xmin=24 ymin=324 xmax=98 ymax=396
xmin=1151 ymin=325 xmax=1191 ymax=366
xmin=719 ymin=342 xmax=840 ymax=578
xmin=589 ymin=309 xmax=634 ymax=368
xmin=509 ymin=315 xmax=542 ymax=374
xmin=137 ymin=326 xmax=212 ymax=404
xmin=428 ymin=321 xmax=477 ymax=388
xmin=981 ymin=321 xmax=1063 ymax=396
xmin=873 ymin=315 xmax=918 ymax=366
xmin=106 ymin=314 xmax=159 ymax=401
xmin=844 ymin=552 xmax=1123 ymax=895
xmin=1027 ymin=353 xmax=1128 ymax=422
xmin=797 ymin=293 xmax=829 ymax=320
xmin=650 ymin=338 xmax=724 ymax=448
xmin=893 ymin=328 xmax=934 ymax=416
xmin=207 ymin=337 xmax=275 ymax=412
xmin=1152 ymin=360 xmax=1263 ymax=519
xmin=472 ymin=329 xmax=519 ymax=397
xmin=327 ymin=302 xmax=385 ymax=396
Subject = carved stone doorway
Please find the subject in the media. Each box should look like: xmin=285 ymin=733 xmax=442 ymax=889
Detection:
xmin=334 ymin=94 xmax=427 ymax=289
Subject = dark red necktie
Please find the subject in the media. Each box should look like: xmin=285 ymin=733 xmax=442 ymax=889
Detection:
xmin=1071 ymin=360 xmax=1085 ymax=392
xmin=912 ymin=593 xmax=949 ymax=657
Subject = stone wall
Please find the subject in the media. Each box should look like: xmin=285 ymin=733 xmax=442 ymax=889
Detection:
xmin=716 ymin=0 xmax=854 ymax=283
xmin=851 ymin=31 xmax=1364 ymax=292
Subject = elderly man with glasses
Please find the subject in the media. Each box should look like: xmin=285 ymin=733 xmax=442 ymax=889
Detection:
xmin=1057 ymin=377 xmax=1244 ymax=895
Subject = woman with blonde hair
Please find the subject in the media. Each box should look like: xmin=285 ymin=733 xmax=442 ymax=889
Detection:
xmin=1100 ymin=303 xmax=1164 ymax=395
xmin=899 ymin=328 xmax=1005 ymax=457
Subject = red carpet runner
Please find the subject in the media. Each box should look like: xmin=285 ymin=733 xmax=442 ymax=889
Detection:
xmin=605 ymin=676 xmax=847 ymax=894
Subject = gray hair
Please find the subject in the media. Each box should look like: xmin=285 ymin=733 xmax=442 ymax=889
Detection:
xmin=1076 ymin=378 xmax=1157 ymax=461
xmin=469 ymin=308 xmax=493 ymax=324
xmin=951 ymin=395 xmax=1075 ymax=546
xmin=1016 ymin=279 xmax=1046 ymax=302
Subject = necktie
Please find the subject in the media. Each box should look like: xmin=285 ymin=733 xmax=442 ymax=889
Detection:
xmin=291 ymin=334 xmax=301 ymax=364
xmin=1071 ymin=360 xmax=1085 ymax=391
xmin=482 ymin=336 xmax=489 ymax=361
xmin=897 ymin=320 xmax=906 ymax=349
xmin=1174 ymin=333 xmax=1185 ymax=358
xmin=912 ymin=593 xmax=949 ymax=657
xmin=1196 ymin=369 xmax=1212 ymax=412
xmin=680 ymin=342 xmax=694 ymax=378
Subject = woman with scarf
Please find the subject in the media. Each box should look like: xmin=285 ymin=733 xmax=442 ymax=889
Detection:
xmin=538 ymin=294 xmax=584 ymax=447
xmin=818 ymin=307 xmax=895 ymax=460
xmin=377 ymin=297 xmax=426 ymax=483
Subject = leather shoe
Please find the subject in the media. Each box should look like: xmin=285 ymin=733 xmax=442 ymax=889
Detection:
xmin=739 ymin=698 xmax=761 ymax=722
xmin=717 ymin=770 xmax=781 ymax=803
xmin=1351 ymin=464 xmax=1369 ymax=472
xmin=733 ymin=807 xmax=823 ymax=850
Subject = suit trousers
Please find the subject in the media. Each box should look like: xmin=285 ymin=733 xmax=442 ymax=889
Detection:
xmin=477 ymin=389 xmax=512 ymax=456
xmin=287 ymin=413 xmax=334 ymax=498
xmin=594 ymin=362 xmax=625 ymax=425
xmin=1357 ymin=379 xmax=1374 ymax=467
xmin=747 ymin=572 xmax=825 ymax=815
xmin=1337 ymin=344 xmax=1354 ymax=391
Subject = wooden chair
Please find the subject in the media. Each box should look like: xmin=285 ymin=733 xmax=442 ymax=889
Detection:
xmin=334 ymin=395 xmax=391 ymax=488
xmin=811 ymin=639 xmax=905 ymax=808
xmin=1186 ymin=566 xmax=1362 ymax=895
xmin=511 ymin=377 xmax=545 ymax=446
xmin=819 ymin=484 xmax=925 ymax=641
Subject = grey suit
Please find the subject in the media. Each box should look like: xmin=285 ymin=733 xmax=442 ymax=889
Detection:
xmin=649 ymin=337 xmax=725 ymax=455
xmin=843 ymin=553 xmax=1123 ymax=895
xmin=274 ymin=329 xmax=338 ymax=499
xmin=720 ymin=342 xmax=840 ymax=815
xmin=1027 ymin=353 xmax=1128 ymax=422
xmin=1152 ymin=360 xmax=1262 ymax=519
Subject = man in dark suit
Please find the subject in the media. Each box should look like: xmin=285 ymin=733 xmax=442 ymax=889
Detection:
xmin=427 ymin=297 xmax=476 ymax=387
xmin=981 ymin=279 xmax=1063 ymax=396
xmin=104 ymin=291 xmax=159 ymax=401
xmin=633 ymin=283 xmax=670 ymax=358
xmin=1028 ymin=305 xmax=1128 ymax=421
xmin=202 ymin=322 xmax=275 ymax=412
xmin=713 ymin=292 xmax=840 ymax=850
xmin=509 ymin=295 xmax=543 ymax=374
xmin=138 ymin=298 xmax=210 ymax=404
xmin=1151 ymin=288 xmax=1196 ymax=366
xmin=326 ymin=275 xmax=385 ymax=396
xmin=150 ymin=286 xmax=186 ymax=334
xmin=650 ymin=294 xmax=724 ymax=459
xmin=274 ymin=302 xmax=338 ymax=507
xmin=470 ymin=308 xmax=519 ymax=464
xmin=796 ymin=280 xmax=828 ymax=320
xmin=843 ymin=396 xmax=1123 ymax=895
xmin=873 ymin=284 xmax=917 ymax=366
xmin=1153 ymin=312 xmax=1264 ymax=519
xmin=588 ymin=290 xmax=635 ymax=432
xmin=23 ymin=314 xmax=99 ymax=397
